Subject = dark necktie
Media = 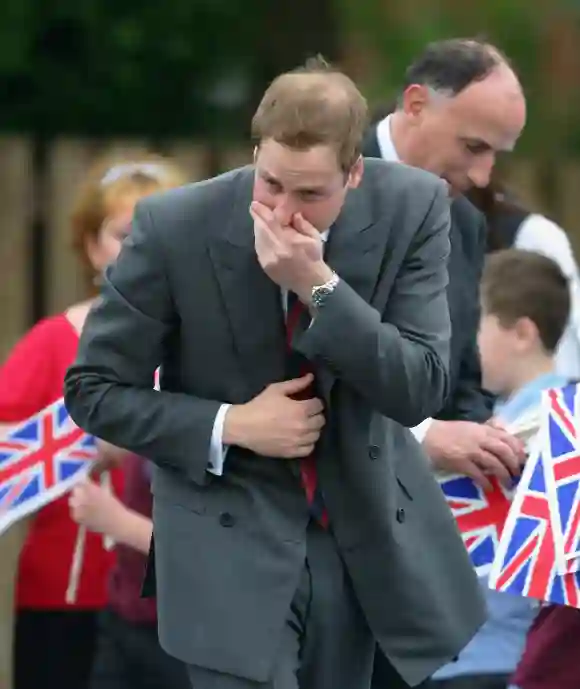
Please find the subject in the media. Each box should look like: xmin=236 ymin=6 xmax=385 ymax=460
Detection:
xmin=286 ymin=291 xmax=328 ymax=527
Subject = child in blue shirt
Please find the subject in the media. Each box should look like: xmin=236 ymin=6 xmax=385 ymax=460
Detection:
xmin=430 ymin=248 xmax=571 ymax=689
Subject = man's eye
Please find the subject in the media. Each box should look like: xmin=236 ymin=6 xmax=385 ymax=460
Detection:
xmin=266 ymin=179 xmax=282 ymax=192
xmin=300 ymin=191 xmax=320 ymax=201
xmin=465 ymin=142 xmax=489 ymax=155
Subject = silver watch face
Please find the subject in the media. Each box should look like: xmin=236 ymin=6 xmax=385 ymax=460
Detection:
xmin=312 ymin=284 xmax=333 ymax=307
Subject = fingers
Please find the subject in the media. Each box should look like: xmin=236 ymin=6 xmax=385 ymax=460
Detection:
xmin=250 ymin=201 xmax=274 ymax=224
xmin=289 ymin=444 xmax=316 ymax=458
xmin=501 ymin=432 xmax=526 ymax=463
xmin=305 ymin=414 xmax=325 ymax=433
xmin=473 ymin=450 xmax=514 ymax=487
xmin=461 ymin=463 xmax=493 ymax=492
xmin=89 ymin=456 xmax=116 ymax=478
xmin=272 ymin=374 xmax=314 ymax=396
xmin=250 ymin=206 xmax=283 ymax=253
xmin=486 ymin=421 xmax=526 ymax=460
xmin=250 ymin=203 xmax=282 ymax=240
xmin=301 ymin=397 xmax=324 ymax=416
xmin=480 ymin=430 xmax=522 ymax=476
xmin=299 ymin=431 xmax=321 ymax=447
xmin=70 ymin=479 xmax=89 ymax=498
xmin=293 ymin=213 xmax=319 ymax=239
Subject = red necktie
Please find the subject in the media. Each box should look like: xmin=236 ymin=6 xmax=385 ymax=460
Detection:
xmin=286 ymin=293 xmax=328 ymax=527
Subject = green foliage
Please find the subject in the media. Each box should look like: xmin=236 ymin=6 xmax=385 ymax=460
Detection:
xmin=0 ymin=0 xmax=258 ymax=136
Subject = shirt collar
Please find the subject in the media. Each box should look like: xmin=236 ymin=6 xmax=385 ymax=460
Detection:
xmin=376 ymin=114 xmax=401 ymax=163
xmin=494 ymin=371 xmax=569 ymax=424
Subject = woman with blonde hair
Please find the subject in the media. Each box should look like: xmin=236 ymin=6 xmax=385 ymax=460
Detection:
xmin=0 ymin=151 xmax=187 ymax=689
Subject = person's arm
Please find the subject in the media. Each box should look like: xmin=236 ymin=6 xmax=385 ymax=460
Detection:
xmin=69 ymin=480 xmax=152 ymax=554
xmin=295 ymin=181 xmax=452 ymax=427
xmin=438 ymin=347 xmax=494 ymax=422
xmin=112 ymin=508 xmax=152 ymax=554
xmin=64 ymin=201 xmax=224 ymax=486
xmin=437 ymin=211 xmax=494 ymax=423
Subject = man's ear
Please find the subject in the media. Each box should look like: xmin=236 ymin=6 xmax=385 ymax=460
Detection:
xmin=347 ymin=156 xmax=364 ymax=189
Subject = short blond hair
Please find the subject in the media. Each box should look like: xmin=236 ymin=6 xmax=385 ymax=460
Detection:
xmin=251 ymin=55 xmax=368 ymax=172
xmin=70 ymin=150 xmax=187 ymax=291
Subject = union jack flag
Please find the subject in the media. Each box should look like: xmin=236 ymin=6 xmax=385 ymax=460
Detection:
xmin=489 ymin=445 xmax=580 ymax=607
xmin=439 ymin=473 xmax=515 ymax=575
xmin=541 ymin=384 xmax=580 ymax=574
xmin=0 ymin=398 xmax=97 ymax=536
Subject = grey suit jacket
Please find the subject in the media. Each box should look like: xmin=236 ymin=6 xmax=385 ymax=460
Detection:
xmin=64 ymin=159 xmax=485 ymax=686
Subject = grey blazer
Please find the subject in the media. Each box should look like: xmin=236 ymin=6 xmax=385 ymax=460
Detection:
xmin=64 ymin=159 xmax=485 ymax=686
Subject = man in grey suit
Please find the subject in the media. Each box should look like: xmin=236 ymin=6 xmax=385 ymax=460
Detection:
xmin=64 ymin=57 xmax=485 ymax=689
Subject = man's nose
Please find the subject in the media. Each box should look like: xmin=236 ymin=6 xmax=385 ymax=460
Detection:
xmin=467 ymin=153 xmax=495 ymax=189
xmin=272 ymin=196 xmax=296 ymax=226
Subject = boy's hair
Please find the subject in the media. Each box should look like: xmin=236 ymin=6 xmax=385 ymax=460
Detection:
xmin=481 ymin=248 xmax=570 ymax=353
xmin=251 ymin=55 xmax=368 ymax=172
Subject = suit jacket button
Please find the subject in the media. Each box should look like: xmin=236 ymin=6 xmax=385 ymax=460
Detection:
xmin=219 ymin=512 xmax=236 ymax=528
xmin=396 ymin=508 xmax=405 ymax=523
xmin=368 ymin=445 xmax=379 ymax=460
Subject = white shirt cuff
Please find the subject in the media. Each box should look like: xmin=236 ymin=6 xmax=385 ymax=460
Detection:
xmin=208 ymin=404 xmax=231 ymax=476
xmin=409 ymin=417 xmax=433 ymax=443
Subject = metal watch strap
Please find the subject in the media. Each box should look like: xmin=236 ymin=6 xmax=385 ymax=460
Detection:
xmin=311 ymin=272 xmax=339 ymax=308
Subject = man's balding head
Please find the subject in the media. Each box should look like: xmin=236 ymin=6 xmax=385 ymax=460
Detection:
xmin=391 ymin=38 xmax=526 ymax=194
xmin=401 ymin=38 xmax=521 ymax=100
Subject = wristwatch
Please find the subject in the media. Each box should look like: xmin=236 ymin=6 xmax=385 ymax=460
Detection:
xmin=311 ymin=272 xmax=340 ymax=308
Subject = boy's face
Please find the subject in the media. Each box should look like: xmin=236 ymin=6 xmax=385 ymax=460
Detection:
xmin=478 ymin=312 xmax=540 ymax=396
xmin=478 ymin=314 xmax=514 ymax=395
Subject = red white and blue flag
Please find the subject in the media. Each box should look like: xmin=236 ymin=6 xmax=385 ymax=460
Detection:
xmin=0 ymin=398 xmax=97 ymax=535
xmin=541 ymin=384 xmax=580 ymax=575
xmin=488 ymin=444 xmax=580 ymax=607
xmin=487 ymin=383 xmax=580 ymax=607
xmin=438 ymin=474 xmax=514 ymax=576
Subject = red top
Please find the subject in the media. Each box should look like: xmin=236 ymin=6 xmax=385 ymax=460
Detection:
xmin=108 ymin=453 xmax=157 ymax=623
xmin=0 ymin=313 xmax=124 ymax=609
xmin=511 ymin=604 xmax=580 ymax=689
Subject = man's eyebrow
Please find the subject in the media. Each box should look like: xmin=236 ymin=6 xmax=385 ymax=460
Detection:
xmin=259 ymin=170 xmax=328 ymax=194
xmin=259 ymin=169 xmax=280 ymax=183
xmin=295 ymin=185 xmax=327 ymax=194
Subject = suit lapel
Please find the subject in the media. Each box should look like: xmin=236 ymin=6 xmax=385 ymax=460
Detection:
xmin=327 ymin=162 xmax=408 ymax=306
xmin=208 ymin=171 xmax=286 ymax=397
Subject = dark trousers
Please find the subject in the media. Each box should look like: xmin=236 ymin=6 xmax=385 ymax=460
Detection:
xmin=89 ymin=607 xmax=190 ymax=689
xmin=14 ymin=609 xmax=97 ymax=689
xmin=187 ymin=520 xmax=376 ymax=689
